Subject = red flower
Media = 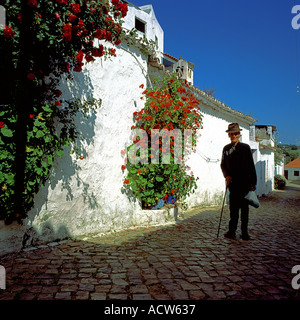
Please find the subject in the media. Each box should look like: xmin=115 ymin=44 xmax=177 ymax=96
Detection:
xmin=115 ymin=39 xmax=122 ymax=46
xmin=162 ymin=194 xmax=168 ymax=201
xmin=139 ymin=84 xmax=144 ymax=88
xmin=56 ymin=0 xmax=68 ymax=4
xmin=85 ymin=54 xmax=94 ymax=63
xmin=3 ymin=26 xmax=15 ymax=38
xmin=55 ymin=101 xmax=61 ymax=106
xmin=171 ymin=189 xmax=175 ymax=194
xmin=27 ymin=73 xmax=36 ymax=80
xmin=29 ymin=114 xmax=34 ymax=118
xmin=27 ymin=0 xmax=38 ymax=8
xmin=73 ymin=62 xmax=83 ymax=72
xmin=112 ymin=0 xmax=128 ymax=18
xmin=124 ymin=179 xmax=130 ymax=184
xmin=68 ymin=14 xmax=77 ymax=23
xmin=56 ymin=90 xmax=62 ymax=97
xmin=55 ymin=13 xmax=61 ymax=19
xmin=121 ymin=165 xmax=126 ymax=170
xmin=91 ymin=45 xmax=104 ymax=57
xmin=108 ymin=48 xmax=116 ymax=56
xmin=62 ymin=24 xmax=72 ymax=41
xmin=71 ymin=3 xmax=81 ymax=14
xmin=94 ymin=29 xmax=106 ymax=40
xmin=75 ymin=50 xmax=84 ymax=63
xmin=0 ymin=122 xmax=5 ymax=128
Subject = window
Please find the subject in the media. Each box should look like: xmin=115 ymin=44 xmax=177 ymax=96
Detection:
xmin=135 ymin=17 xmax=146 ymax=33
xmin=294 ymin=170 xmax=299 ymax=177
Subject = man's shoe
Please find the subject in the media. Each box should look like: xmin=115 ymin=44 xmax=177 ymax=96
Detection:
xmin=241 ymin=234 xmax=251 ymax=240
xmin=224 ymin=232 xmax=236 ymax=239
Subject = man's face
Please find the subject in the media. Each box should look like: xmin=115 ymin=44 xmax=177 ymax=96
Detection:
xmin=229 ymin=132 xmax=240 ymax=144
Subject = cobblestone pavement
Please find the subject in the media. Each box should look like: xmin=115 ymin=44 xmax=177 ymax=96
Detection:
xmin=0 ymin=181 xmax=299 ymax=301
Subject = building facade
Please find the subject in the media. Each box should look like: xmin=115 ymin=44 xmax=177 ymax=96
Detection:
xmin=0 ymin=2 xmax=276 ymax=255
xmin=285 ymin=158 xmax=300 ymax=180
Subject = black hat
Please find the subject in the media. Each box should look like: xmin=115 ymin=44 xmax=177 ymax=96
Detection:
xmin=226 ymin=123 xmax=242 ymax=133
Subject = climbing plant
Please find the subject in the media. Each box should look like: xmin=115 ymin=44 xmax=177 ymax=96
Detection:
xmin=0 ymin=0 xmax=128 ymax=223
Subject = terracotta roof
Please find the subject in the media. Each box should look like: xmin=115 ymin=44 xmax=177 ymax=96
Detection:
xmin=163 ymin=52 xmax=178 ymax=62
xmin=285 ymin=158 xmax=300 ymax=168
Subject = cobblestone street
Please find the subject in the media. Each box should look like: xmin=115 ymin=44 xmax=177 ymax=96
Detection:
xmin=0 ymin=181 xmax=299 ymax=301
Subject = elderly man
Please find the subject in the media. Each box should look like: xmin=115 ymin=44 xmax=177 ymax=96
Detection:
xmin=221 ymin=123 xmax=257 ymax=240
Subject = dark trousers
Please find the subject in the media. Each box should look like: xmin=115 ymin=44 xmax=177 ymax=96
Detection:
xmin=228 ymin=190 xmax=249 ymax=235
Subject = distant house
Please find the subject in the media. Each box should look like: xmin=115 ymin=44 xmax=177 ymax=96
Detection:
xmin=249 ymin=125 xmax=277 ymax=196
xmin=285 ymin=158 xmax=300 ymax=180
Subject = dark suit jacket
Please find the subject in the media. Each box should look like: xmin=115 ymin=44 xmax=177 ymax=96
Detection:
xmin=221 ymin=142 xmax=257 ymax=196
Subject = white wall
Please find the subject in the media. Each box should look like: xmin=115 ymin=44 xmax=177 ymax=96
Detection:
xmin=252 ymin=148 xmax=274 ymax=196
xmin=285 ymin=167 xmax=300 ymax=180
xmin=185 ymin=102 xmax=252 ymax=207
xmin=123 ymin=3 xmax=164 ymax=56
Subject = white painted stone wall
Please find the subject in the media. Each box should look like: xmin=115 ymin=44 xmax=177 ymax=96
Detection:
xmin=0 ymin=43 xmax=170 ymax=256
xmin=251 ymin=146 xmax=275 ymax=196
xmin=0 ymin=3 xmax=262 ymax=255
xmin=123 ymin=3 xmax=164 ymax=58
xmin=185 ymin=100 xmax=252 ymax=207
xmin=0 ymin=3 xmax=167 ymax=256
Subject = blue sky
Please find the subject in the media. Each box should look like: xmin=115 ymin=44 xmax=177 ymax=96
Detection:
xmin=134 ymin=0 xmax=300 ymax=145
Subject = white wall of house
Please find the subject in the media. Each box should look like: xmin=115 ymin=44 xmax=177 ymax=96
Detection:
xmin=0 ymin=3 xmax=168 ymax=256
xmin=185 ymin=94 xmax=254 ymax=207
xmin=275 ymin=161 xmax=285 ymax=176
xmin=0 ymin=3 xmax=274 ymax=255
xmin=285 ymin=167 xmax=300 ymax=180
xmin=0 ymin=44 xmax=151 ymax=255
xmin=123 ymin=3 xmax=164 ymax=58
xmin=252 ymin=147 xmax=274 ymax=196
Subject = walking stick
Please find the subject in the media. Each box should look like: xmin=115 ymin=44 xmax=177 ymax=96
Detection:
xmin=217 ymin=185 xmax=228 ymax=238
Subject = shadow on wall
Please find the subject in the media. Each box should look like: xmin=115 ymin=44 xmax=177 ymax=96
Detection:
xmin=22 ymin=221 xmax=72 ymax=249
xmin=25 ymin=69 xmax=100 ymax=245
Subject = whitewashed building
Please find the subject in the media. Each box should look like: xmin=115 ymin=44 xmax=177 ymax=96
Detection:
xmin=248 ymin=125 xmax=277 ymax=196
xmin=285 ymin=158 xmax=300 ymax=180
xmin=1 ymin=1 xmax=268 ymax=255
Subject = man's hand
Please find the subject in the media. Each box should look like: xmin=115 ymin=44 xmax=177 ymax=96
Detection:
xmin=226 ymin=176 xmax=232 ymax=186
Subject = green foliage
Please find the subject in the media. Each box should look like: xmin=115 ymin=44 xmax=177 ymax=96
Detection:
xmin=274 ymin=174 xmax=287 ymax=190
xmin=281 ymin=144 xmax=300 ymax=164
xmin=0 ymin=98 xmax=101 ymax=222
xmin=0 ymin=0 xmax=128 ymax=223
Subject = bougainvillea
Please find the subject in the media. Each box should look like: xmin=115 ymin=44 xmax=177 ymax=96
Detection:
xmin=0 ymin=0 xmax=128 ymax=223
xmin=122 ymin=73 xmax=203 ymax=209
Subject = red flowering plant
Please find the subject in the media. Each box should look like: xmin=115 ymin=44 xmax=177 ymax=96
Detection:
xmin=0 ymin=0 xmax=128 ymax=223
xmin=122 ymin=73 xmax=203 ymax=209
